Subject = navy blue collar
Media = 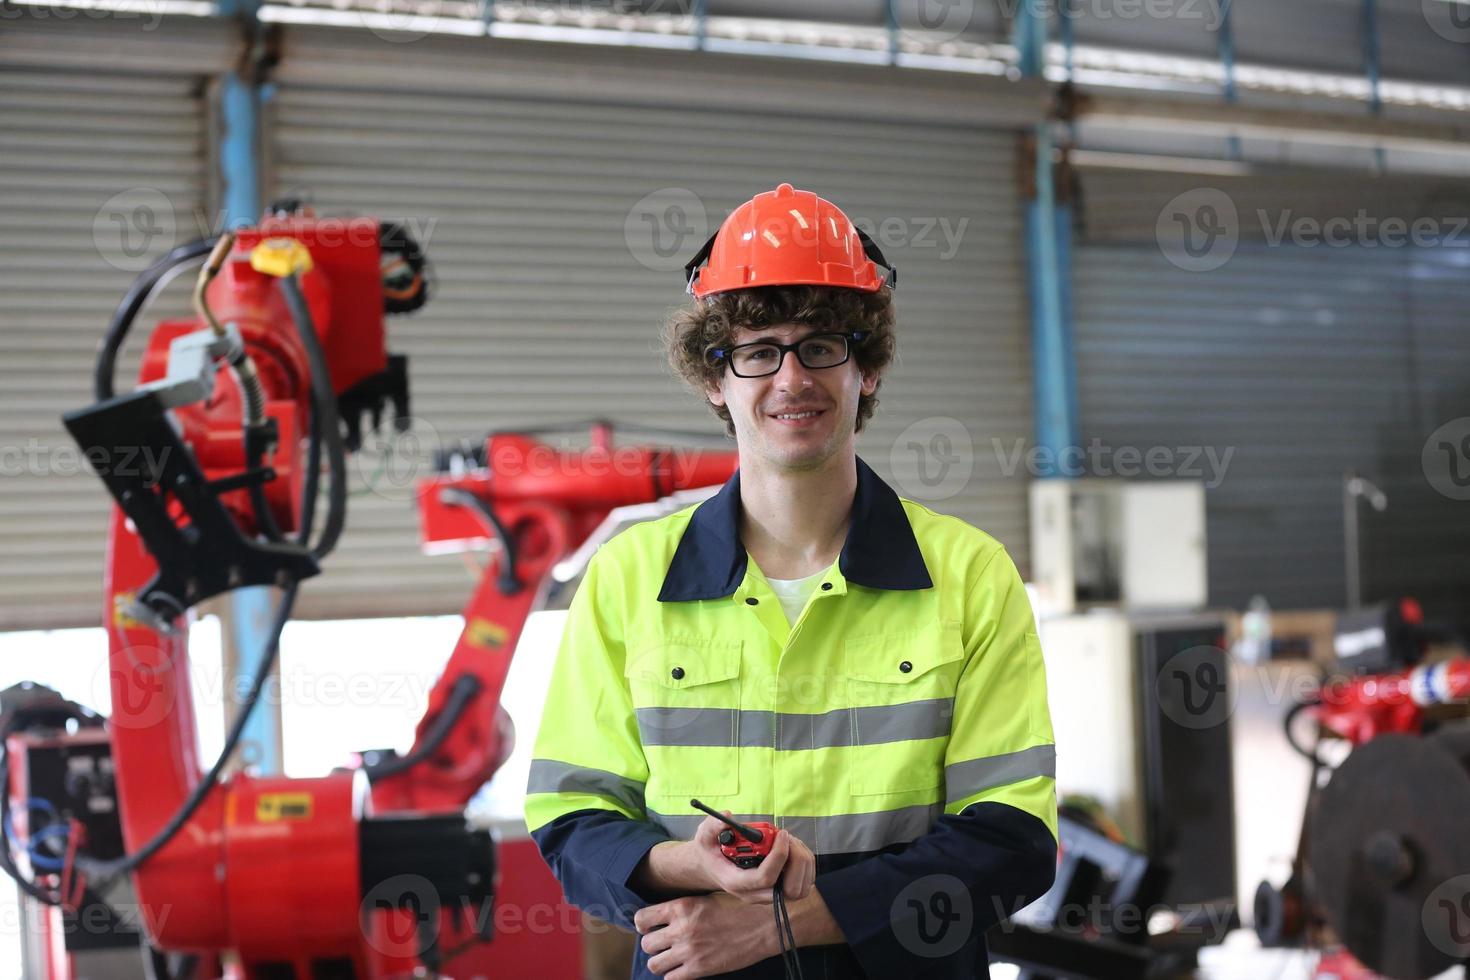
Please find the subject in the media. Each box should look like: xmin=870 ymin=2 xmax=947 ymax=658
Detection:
xmin=657 ymin=455 xmax=933 ymax=602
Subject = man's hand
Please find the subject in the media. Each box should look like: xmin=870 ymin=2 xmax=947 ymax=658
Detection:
xmin=634 ymin=891 xmax=780 ymax=979
xmin=689 ymin=814 xmax=816 ymax=904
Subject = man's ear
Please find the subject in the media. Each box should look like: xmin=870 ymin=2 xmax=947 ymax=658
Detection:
xmin=706 ymin=378 xmax=727 ymax=409
xmin=859 ymin=367 xmax=880 ymax=397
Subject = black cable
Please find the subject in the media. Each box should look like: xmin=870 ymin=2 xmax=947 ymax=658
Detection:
xmin=3 ymin=254 xmax=343 ymax=898
xmin=74 ymin=583 xmax=299 ymax=883
xmin=279 ymin=275 xmax=348 ymax=562
xmin=364 ymin=675 xmax=481 ymax=781
xmin=771 ymin=884 xmax=803 ymax=980
xmin=1283 ymin=698 xmax=1328 ymax=767
xmin=296 ymin=389 xmax=323 ymax=547
xmin=0 ymin=725 xmax=62 ymax=904
xmin=95 ymin=237 xmax=220 ymax=402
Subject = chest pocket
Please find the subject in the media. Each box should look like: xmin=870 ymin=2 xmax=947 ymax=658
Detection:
xmin=624 ymin=637 xmax=742 ymax=799
xmin=844 ymin=621 xmax=965 ymax=796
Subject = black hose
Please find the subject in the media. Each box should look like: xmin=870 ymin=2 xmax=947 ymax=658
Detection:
xmin=95 ymin=237 xmax=220 ymax=402
xmin=364 ymin=675 xmax=481 ymax=781
xmin=279 ymin=275 xmax=348 ymax=562
xmin=75 ymin=583 xmax=300 ymax=883
xmin=1283 ymin=697 xmax=1327 ymax=767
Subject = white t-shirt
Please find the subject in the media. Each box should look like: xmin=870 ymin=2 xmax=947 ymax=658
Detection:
xmin=761 ymin=566 xmax=829 ymax=626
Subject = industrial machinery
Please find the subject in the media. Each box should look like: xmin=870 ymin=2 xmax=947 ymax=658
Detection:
xmin=1254 ymin=599 xmax=1470 ymax=979
xmin=3 ymin=204 xmax=739 ymax=979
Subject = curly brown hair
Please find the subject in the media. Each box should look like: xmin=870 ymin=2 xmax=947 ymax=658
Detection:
xmin=662 ymin=285 xmax=897 ymax=437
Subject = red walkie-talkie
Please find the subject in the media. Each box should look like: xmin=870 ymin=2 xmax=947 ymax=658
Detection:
xmin=689 ymin=799 xmax=804 ymax=980
xmin=690 ymin=798 xmax=778 ymax=869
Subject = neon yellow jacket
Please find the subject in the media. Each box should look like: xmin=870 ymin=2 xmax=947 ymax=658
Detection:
xmin=527 ymin=456 xmax=1057 ymax=978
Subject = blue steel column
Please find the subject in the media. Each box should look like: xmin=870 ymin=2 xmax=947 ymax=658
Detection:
xmin=1218 ymin=0 xmax=1243 ymax=160
xmin=1014 ymin=3 xmax=1079 ymax=479
xmin=217 ymin=0 xmax=284 ymax=775
xmin=1362 ymin=0 xmax=1387 ymax=171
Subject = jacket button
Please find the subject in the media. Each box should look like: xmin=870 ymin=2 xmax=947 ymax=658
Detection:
xmin=671 ymin=666 xmax=685 ymax=680
xmin=745 ymin=597 xmax=759 ymax=605
xmin=899 ymin=660 xmax=913 ymax=673
xmin=820 ymin=582 xmax=832 ymax=591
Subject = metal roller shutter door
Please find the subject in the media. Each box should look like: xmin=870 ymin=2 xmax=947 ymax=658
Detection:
xmin=0 ymin=67 xmax=210 ymax=630
xmin=1073 ymin=167 xmax=1470 ymax=610
xmin=269 ymin=48 xmax=1033 ymax=619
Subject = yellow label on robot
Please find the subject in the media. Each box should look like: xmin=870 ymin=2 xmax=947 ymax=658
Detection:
xmin=249 ymin=237 xmax=315 ymax=278
xmin=256 ymin=792 xmax=314 ymax=822
xmin=466 ymin=618 xmax=510 ymax=650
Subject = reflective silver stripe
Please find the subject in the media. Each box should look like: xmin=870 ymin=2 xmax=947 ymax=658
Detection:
xmin=527 ymin=759 xmax=646 ymax=814
xmin=646 ymin=803 xmax=942 ymax=855
xmin=945 ymin=744 xmax=1057 ymax=804
xmin=636 ymin=707 xmax=765 ymax=747
xmin=636 ymin=699 xmax=953 ymax=749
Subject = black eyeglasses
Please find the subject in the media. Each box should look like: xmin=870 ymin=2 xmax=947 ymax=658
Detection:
xmin=709 ymin=331 xmax=867 ymax=379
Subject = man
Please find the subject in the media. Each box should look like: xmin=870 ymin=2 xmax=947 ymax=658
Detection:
xmin=526 ymin=183 xmax=1057 ymax=979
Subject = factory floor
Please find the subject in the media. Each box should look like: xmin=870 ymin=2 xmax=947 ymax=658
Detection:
xmin=990 ymin=931 xmax=1467 ymax=980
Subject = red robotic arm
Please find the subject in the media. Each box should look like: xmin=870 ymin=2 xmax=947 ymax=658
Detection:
xmin=14 ymin=206 xmax=737 ymax=979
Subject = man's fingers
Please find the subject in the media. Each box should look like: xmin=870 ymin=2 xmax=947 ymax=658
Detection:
xmin=641 ymin=926 xmax=676 ymax=956
xmin=635 ymin=902 xmax=672 ymax=934
xmin=647 ymin=948 xmax=681 ymax=977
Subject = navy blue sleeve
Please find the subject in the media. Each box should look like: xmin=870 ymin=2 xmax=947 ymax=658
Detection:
xmin=813 ymin=802 xmax=1057 ymax=978
xmin=529 ymin=807 xmax=677 ymax=932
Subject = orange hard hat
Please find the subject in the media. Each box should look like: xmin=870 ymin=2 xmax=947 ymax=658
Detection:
xmin=683 ymin=183 xmax=897 ymax=298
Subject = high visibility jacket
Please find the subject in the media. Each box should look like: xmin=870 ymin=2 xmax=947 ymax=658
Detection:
xmin=526 ymin=456 xmax=1057 ymax=978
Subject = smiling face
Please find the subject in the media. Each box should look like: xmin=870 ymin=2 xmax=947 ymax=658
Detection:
xmin=706 ymin=322 xmax=880 ymax=472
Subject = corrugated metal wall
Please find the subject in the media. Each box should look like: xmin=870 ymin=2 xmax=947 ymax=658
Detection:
xmin=0 ymin=68 xmax=211 ymax=630
xmin=1073 ymin=167 xmax=1470 ymax=611
xmin=269 ymin=33 xmax=1034 ymax=619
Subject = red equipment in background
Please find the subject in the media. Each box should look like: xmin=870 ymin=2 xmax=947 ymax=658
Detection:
xmin=1252 ymin=599 xmax=1470 ymax=980
xmin=6 ymin=203 xmax=739 ymax=979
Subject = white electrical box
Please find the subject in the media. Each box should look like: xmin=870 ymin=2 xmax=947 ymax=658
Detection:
xmin=1029 ymin=479 xmax=1207 ymax=615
